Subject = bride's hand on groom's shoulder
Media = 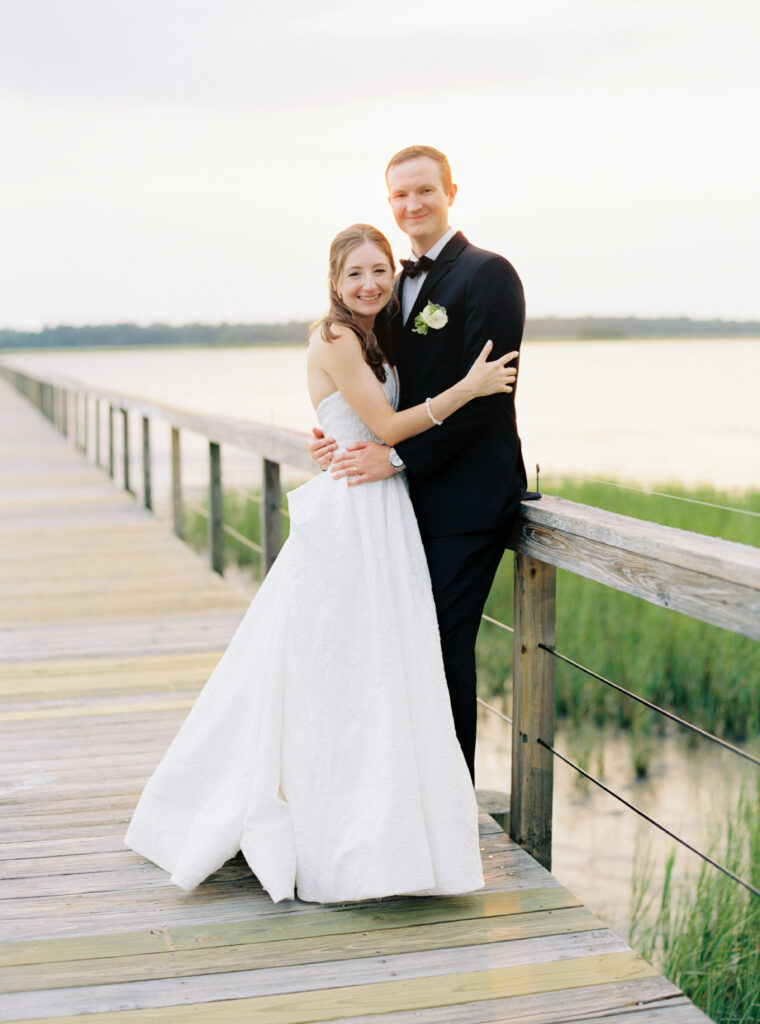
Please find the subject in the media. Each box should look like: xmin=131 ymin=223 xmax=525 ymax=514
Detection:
xmin=330 ymin=442 xmax=396 ymax=486
xmin=310 ymin=428 xmax=337 ymax=471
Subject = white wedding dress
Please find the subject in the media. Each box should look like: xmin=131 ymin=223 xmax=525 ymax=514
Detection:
xmin=125 ymin=368 xmax=484 ymax=904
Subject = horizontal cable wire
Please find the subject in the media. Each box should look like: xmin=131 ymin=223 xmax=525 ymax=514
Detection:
xmin=221 ymin=523 xmax=262 ymax=554
xmin=476 ymin=697 xmax=513 ymax=725
xmin=545 ymin=473 xmax=760 ymax=519
xmin=538 ymin=737 xmax=760 ymax=900
xmin=227 ymin=488 xmax=290 ymax=518
xmin=480 ymin=614 xmax=514 ymax=634
xmin=539 ymin=644 xmax=760 ymax=768
xmin=477 ymin=615 xmax=514 ymax=722
xmin=183 ymin=502 xmax=263 ymax=553
xmin=184 ymin=500 xmax=208 ymax=519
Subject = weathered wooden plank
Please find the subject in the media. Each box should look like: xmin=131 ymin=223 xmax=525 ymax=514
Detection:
xmin=327 ymin=978 xmax=702 ymax=1023
xmin=141 ymin=415 xmax=152 ymax=511
xmin=0 ymin=650 xmax=221 ymax=699
xmin=0 ymin=852 xmax=554 ymax=943
xmin=107 ymin=403 xmax=114 ymax=478
xmin=94 ymin=398 xmax=101 ymax=466
xmin=0 ymin=850 xmax=136 ymax=883
xmin=120 ymin=407 xmax=131 ymax=494
xmin=0 ymin=698 xmax=196 ymax=723
xmin=511 ymin=554 xmax=556 ymax=870
xmin=0 ymin=471 xmax=110 ymax=489
xmin=0 ymin=906 xmax=603 ymax=991
xmin=0 ymin=887 xmax=579 ymax=966
xmin=261 ymin=457 xmax=282 ymax=574
xmin=170 ymin=426 xmax=183 ymax=539
xmin=208 ymin=441 xmax=224 ymax=574
xmin=0 ymin=589 xmax=245 ymax=625
xmin=0 ymin=611 xmax=245 ymax=663
xmin=81 ymin=394 xmax=89 ymax=455
xmin=510 ymin=497 xmax=760 ymax=640
xmin=0 ymin=571 xmax=245 ymax=604
xmin=0 ymin=556 xmax=217 ymax=585
xmin=0 ymin=951 xmax=659 ymax=1023
xmin=516 ymin=495 xmax=760 ymax=587
xmin=0 ymin=827 xmax=522 ymax=892
xmin=572 ymin=1006 xmax=712 ymax=1023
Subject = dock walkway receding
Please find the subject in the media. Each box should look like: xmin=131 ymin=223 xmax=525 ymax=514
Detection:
xmin=0 ymin=376 xmax=710 ymax=1022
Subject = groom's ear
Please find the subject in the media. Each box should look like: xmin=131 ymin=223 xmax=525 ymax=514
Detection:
xmin=447 ymin=183 xmax=458 ymax=207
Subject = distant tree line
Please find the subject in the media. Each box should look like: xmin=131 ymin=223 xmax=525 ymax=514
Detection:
xmin=524 ymin=317 xmax=760 ymax=340
xmin=0 ymin=322 xmax=310 ymax=350
xmin=1 ymin=317 xmax=758 ymax=350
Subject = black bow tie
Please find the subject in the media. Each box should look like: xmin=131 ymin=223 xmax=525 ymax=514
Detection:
xmin=400 ymin=255 xmax=434 ymax=279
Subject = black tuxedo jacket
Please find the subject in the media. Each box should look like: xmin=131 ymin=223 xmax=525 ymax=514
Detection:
xmin=393 ymin=231 xmax=527 ymax=537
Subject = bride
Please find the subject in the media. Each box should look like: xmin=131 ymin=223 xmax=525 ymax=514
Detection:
xmin=125 ymin=224 xmax=517 ymax=904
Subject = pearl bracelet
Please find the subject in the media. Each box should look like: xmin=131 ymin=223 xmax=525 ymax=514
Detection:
xmin=425 ymin=397 xmax=444 ymax=426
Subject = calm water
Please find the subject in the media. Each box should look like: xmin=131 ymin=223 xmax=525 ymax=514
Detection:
xmin=3 ymin=338 xmax=759 ymax=491
xmin=3 ymin=340 xmax=759 ymax=937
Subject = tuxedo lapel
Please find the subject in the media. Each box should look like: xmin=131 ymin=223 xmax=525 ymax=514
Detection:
xmin=392 ymin=274 xmax=405 ymax=324
xmin=406 ymin=232 xmax=468 ymax=328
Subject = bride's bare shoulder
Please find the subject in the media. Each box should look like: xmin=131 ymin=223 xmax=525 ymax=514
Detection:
xmin=308 ymin=321 xmax=362 ymax=361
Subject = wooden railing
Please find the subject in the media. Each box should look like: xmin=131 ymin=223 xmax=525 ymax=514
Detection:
xmin=4 ymin=364 xmax=759 ymax=874
xmin=1 ymin=366 xmax=312 ymax=575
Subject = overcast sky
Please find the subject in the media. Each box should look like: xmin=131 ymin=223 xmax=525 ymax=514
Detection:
xmin=1 ymin=0 xmax=758 ymax=330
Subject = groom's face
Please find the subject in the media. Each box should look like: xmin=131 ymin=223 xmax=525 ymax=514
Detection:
xmin=386 ymin=156 xmax=457 ymax=255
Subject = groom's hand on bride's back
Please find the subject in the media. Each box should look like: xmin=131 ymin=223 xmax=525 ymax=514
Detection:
xmin=330 ymin=442 xmax=396 ymax=485
xmin=309 ymin=428 xmax=337 ymax=471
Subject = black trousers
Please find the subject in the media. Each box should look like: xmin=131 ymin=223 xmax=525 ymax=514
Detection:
xmin=420 ymin=512 xmax=515 ymax=782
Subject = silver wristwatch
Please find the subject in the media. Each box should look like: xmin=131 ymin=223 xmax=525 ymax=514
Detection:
xmin=388 ymin=447 xmax=405 ymax=471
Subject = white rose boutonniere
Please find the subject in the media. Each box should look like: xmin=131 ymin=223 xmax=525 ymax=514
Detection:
xmin=413 ymin=302 xmax=448 ymax=335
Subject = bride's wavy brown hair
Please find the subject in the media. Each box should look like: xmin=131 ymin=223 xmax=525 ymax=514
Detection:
xmin=314 ymin=224 xmax=398 ymax=382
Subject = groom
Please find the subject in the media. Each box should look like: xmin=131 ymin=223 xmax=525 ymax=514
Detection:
xmin=313 ymin=145 xmax=528 ymax=780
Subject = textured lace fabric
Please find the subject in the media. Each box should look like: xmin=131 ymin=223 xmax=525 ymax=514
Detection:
xmin=315 ymin=363 xmax=399 ymax=447
xmin=125 ymin=366 xmax=484 ymax=904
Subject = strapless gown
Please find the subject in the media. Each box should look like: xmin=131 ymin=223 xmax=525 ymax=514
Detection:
xmin=125 ymin=368 xmax=484 ymax=903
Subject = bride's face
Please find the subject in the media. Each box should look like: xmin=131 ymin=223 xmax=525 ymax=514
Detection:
xmin=335 ymin=242 xmax=393 ymax=325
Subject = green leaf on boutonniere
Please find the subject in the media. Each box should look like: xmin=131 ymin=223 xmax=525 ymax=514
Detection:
xmin=412 ymin=302 xmax=448 ymax=335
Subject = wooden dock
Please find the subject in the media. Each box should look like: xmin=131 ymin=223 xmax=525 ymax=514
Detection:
xmin=0 ymin=376 xmax=711 ymax=1023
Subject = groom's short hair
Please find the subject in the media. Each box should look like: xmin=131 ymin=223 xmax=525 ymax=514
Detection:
xmin=386 ymin=146 xmax=453 ymax=192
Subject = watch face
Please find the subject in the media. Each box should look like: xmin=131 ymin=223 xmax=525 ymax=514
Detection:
xmin=390 ymin=449 xmax=404 ymax=469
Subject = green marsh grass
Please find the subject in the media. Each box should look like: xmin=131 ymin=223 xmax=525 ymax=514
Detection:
xmin=630 ymin=783 xmax=760 ymax=1023
xmin=479 ymin=480 xmax=760 ymax=765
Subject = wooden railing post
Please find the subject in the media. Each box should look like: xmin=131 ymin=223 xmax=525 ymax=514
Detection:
xmin=261 ymin=458 xmax=282 ymax=576
xmin=61 ymin=390 xmax=69 ymax=438
xmin=511 ymin=553 xmax=557 ymax=870
xmin=171 ymin=427 xmax=183 ymax=539
xmin=95 ymin=399 xmax=101 ymax=467
xmin=121 ymin=408 xmax=132 ymax=494
xmin=108 ymin=405 xmax=115 ymax=478
xmin=141 ymin=416 xmax=152 ymax=511
xmin=74 ymin=393 xmax=81 ymax=450
xmin=82 ymin=395 xmax=89 ymax=454
xmin=209 ymin=442 xmax=223 ymax=575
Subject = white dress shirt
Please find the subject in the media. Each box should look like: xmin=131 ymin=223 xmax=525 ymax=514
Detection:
xmin=401 ymin=226 xmax=457 ymax=324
